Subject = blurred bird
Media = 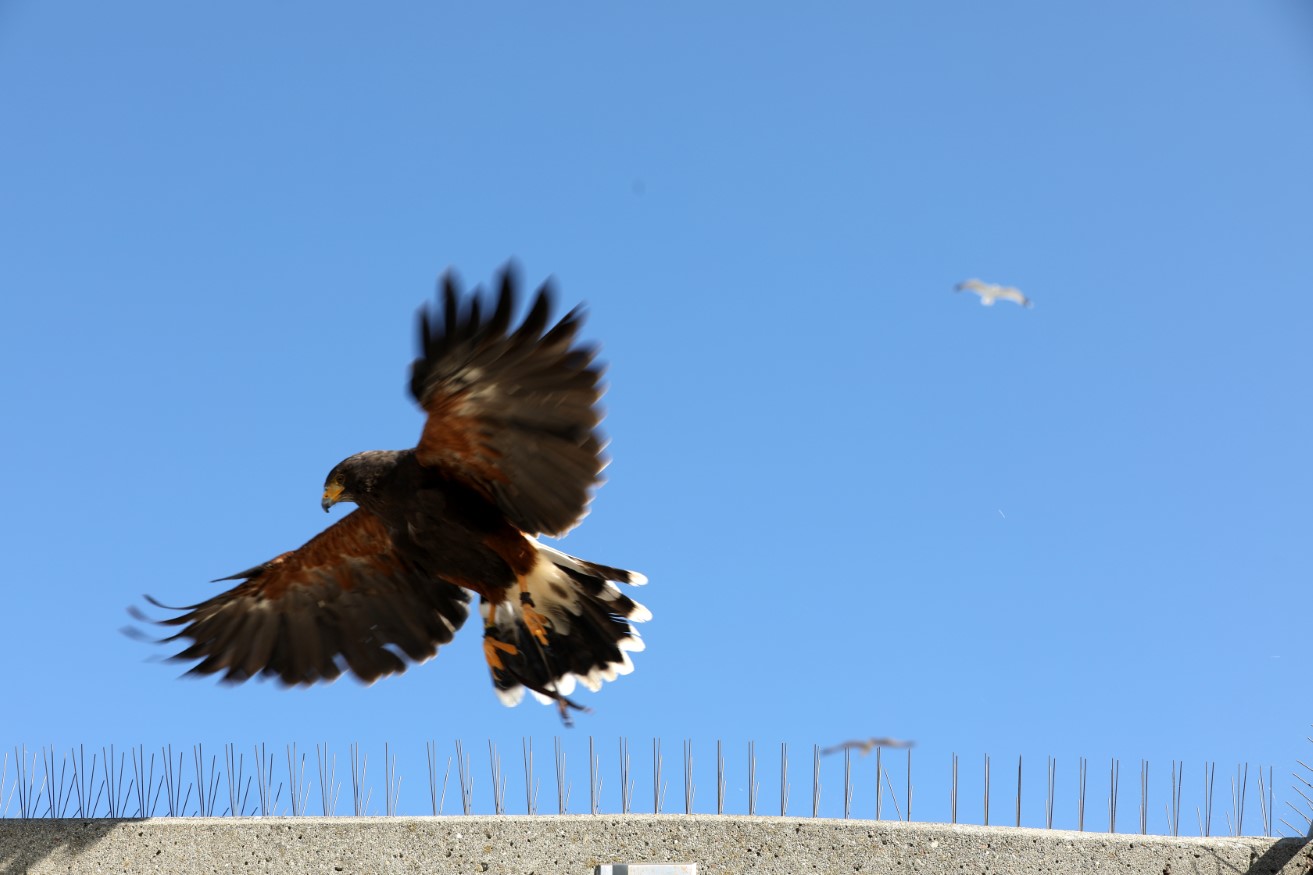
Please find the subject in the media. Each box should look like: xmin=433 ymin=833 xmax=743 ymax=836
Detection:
xmin=822 ymin=737 xmax=915 ymax=756
xmin=954 ymin=278 xmax=1033 ymax=308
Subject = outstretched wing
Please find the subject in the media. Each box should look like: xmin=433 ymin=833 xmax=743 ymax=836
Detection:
xmin=136 ymin=510 xmax=470 ymax=685
xmin=409 ymin=265 xmax=606 ymax=537
xmin=998 ymin=287 xmax=1033 ymax=308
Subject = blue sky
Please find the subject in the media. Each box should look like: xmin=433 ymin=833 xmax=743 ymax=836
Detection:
xmin=2 ymin=1 xmax=1311 ymax=829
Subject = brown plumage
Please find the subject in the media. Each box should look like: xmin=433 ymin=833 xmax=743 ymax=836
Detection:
xmin=133 ymin=265 xmax=648 ymax=720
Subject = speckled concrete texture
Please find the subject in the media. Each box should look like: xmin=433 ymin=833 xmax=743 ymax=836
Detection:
xmin=0 ymin=815 xmax=1308 ymax=875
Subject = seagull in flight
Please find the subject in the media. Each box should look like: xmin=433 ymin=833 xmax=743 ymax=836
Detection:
xmin=822 ymin=737 xmax=916 ymax=756
xmin=954 ymin=278 xmax=1033 ymax=309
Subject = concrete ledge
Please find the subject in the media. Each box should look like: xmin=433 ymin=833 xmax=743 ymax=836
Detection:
xmin=0 ymin=815 xmax=1308 ymax=875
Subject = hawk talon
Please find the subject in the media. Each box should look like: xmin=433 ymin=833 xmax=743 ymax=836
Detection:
xmin=483 ymin=636 xmax=518 ymax=671
xmin=502 ymin=664 xmax=591 ymax=727
xmin=521 ymin=603 xmax=551 ymax=645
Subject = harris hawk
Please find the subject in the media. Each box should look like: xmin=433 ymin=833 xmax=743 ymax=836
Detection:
xmin=135 ymin=266 xmax=649 ymax=720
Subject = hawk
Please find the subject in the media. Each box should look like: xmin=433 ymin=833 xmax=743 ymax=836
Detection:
xmin=954 ymin=278 xmax=1033 ymax=309
xmin=134 ymin=266 xmax=649 ymax=720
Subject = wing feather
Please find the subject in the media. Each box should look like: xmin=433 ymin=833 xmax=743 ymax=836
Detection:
xmin=138 ymin=510 xmax=470 ymax=686
xmin=409 ymin=265 xmax=607 ymax=536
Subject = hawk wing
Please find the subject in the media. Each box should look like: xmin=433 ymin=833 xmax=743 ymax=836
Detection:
xmin=138 ymin=510 xmax=470 ymax=685
xmin=409 ymin=266 xmax=606 ymax=537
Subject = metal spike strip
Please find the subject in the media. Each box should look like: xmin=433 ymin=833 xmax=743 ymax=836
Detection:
xmin=132 ymin=746 xmax=155 ymax=818
xmin=0 ymin=741 xmax=1289 ymax=832
xmin=287 ymin=744 xmax=308 ymax=817
xmin=950 ymin=753 xmax=958 ymax=825
xmin=618 ymin=738 xmax=632 ymax=815
xmin=651 ymin=739 xmax=661 ymax=815
xmin=1229 ymin=763 xmax=1248 ymax=837
xmin=1257 ymin=764 xmax=1267 ymax=837
xmin=907 ymin=748 xmax=913 ymax=823
xmin=1108 ymin=758 xmax=1119 ymax=834
xmin=747 ymin=742 xmax=757 ymax=817
xmin=1298 ymin=727 xmax=1313 ymax=837
xmin=1015 ymin=755 xmax=1022 ymax=828
xmin=1200 ymin=761 xmax=1215 ymax=838
xmin=875 ymin=747 xmax=883 ymax=821
xmin=385 ymin=743 xmax=401 ymax=817
xmin=162 ymin=745 xmax=183 ymax=817
xmin=105 ymin=745 xmax=130 ymax=819
xmin=717 ymin=740 xmax=726 ymax=816
xmin=684 ymin=740 xmax=695 ymax=815
xmin=424 ymin=740 xmax=450 ymax=816
xmin=524 ymin=738 xmax=538 ymax=816
xmin=1140 ymin=760 xmax=1148 ymax=836
xmin=811 ymin=744 xmax=819 ymax=819
xmin=843 ymin=747 xmax=852 ymax=820
xmin=555 ymin=737 xmax=570 ymax=814
xmin=223 ymin=744 xmax=251 ymax=817
xmin=254 ymin=744 xmax=279 ymax=817
xmin=1046 ymin=756 xmax=1055 ymax=830
xmin=454 ymin=740 xmax=473 ymax=816
xmin=44 ymin=747 xmax=70 ymax=818
xmin=488 ymin=741 xmax=504 ymax=816
xmin=348 ymin=742 xmax=371 ymax=816
xmin=779 ymin=743 xmax=788 ymax=817
xmin=1264 ymin=765 xmax=1274 ymax=837
xmin=588 ymin=737 xmax=599 ymax=817
xmin=882 ymin=765 xmax=902 ymax=821
xmin=1078 ymin=756 xmax=1087 ymax=832
xmin=194 ymin=745 xmax=219 ymax=817
xmin=1168 ymin=760 xmax=1182 ymax=837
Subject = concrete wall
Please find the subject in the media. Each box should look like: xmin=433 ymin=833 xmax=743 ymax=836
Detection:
xmin=1 ymin=815 xmax=1309 ymax=875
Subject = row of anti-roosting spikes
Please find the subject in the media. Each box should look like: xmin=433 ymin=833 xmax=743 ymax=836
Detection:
xmin=0 ymin=741 xmax=1291 ymax=837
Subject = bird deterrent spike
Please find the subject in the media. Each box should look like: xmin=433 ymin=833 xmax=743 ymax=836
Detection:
xmin=842 ymin=747 xmax=852 ymax=819
xmin=684 ymin=739 xmax=695 ymax=815
xmin=779 ymin=742 xmax=788 ymax=817
xmin=718 ymin=740 xmax=727 ymax=816
xmin=951 ymin=753 xmax=959 ymax=825
xmin=747 ymin=741 xmax=757 ymax=816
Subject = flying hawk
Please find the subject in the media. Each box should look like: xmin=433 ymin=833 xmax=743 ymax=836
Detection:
xmin=134 ymin=266 xmax=649 ymax=721
xmin=954 ymin=278 xmax=1033 ymax=308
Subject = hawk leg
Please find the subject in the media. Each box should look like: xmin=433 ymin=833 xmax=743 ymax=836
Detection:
xmin=518 ymin=588 xmax=550 ymax=645
xmin=481 ymin=602 xmax=518 ymax=670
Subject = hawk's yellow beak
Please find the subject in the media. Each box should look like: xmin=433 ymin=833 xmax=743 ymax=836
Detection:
xmin=321 ymin=481 xmax=344 ymax=512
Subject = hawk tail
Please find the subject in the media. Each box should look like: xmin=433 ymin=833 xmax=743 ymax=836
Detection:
xmin=483 ymin=541 xmax=648 ymax=711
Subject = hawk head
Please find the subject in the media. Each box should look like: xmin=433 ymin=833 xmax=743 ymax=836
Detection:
xmin=322 ymin=450 xmax=404 ymax=512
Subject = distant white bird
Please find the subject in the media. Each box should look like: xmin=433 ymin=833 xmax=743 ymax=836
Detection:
xmin=954 ymin=278 xmax=1033 ymax=309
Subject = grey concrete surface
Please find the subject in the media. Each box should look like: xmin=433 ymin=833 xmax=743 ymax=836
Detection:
xmin=0 ymin=815 xmax=1309 ymax=875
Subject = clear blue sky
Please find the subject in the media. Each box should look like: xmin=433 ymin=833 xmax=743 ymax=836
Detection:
xmin=2 ymin=1 xmax=1311 ymax=830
